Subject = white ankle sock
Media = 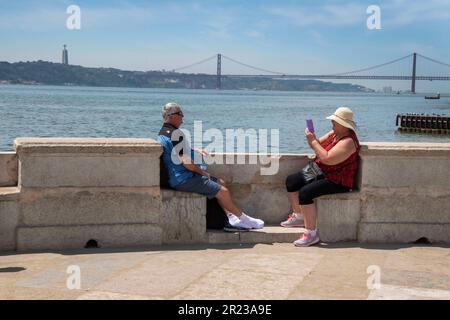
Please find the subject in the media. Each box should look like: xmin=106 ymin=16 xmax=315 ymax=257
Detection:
xmin=306 ymin=229 xmax=317 ymax=237
xmin=227 ymin=213 xmax=240 ymax=225
xmin=241 ymin=212 xmax=258 ymax=221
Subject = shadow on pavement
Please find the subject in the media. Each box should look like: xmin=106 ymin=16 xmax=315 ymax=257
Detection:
xmin=0 ymin=267 xmax=26 ymax=273
xmin=317 ymin=241 xmax=450 ymax=250
xmin=1 ymin=240 xmax=449 ymax=257
xmin=0 ymin=242 xmax=259 ymax=257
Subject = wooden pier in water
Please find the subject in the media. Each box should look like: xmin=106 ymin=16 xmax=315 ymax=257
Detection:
xmin=396 ymin=113 xmax=450 ymax=134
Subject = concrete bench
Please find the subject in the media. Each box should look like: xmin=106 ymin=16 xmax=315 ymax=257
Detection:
xmin=0 ymin=152 xmax=17 ymax=187
xmin=160 ymin=189 xmax=207 ymax=244
xmin=0 ymin=187 xmax=20 ymax=251
xmin=316 ymin=191 xmax=361 ymax=242
xmin=160 ymin=188 xmax=302 ymax=245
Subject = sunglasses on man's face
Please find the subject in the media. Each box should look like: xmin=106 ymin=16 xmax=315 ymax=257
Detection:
xmin=169 ymin=111 xmax=184 ymax=117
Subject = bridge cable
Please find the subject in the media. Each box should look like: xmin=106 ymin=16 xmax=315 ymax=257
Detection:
xmin=172 ymin=55 xmax=217 ymax=72
xmin=416 ymin=54 xmax=450 ymax=69
xmin=222 ymin=54 xmax=413 ymax=77
xmin=221 ymin=55 xmax=286 ymax=75
xmin=330 ymin=54 xmax=413 ymax=76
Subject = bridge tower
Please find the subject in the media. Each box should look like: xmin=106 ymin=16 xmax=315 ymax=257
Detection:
xmin=411 ymin=52 xmax=417 ymax=94
xmin=216 ymin=53 xmax=222 ymax=89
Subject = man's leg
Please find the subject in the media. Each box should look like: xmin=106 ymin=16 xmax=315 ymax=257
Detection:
xmin=213 ymin=178 xmax=242 ymax=217
xmin=176 ymin=175 xmax=263 ymax=229
xmin=215 ymin=185 xmax=264 ymax=229
xmin=215 ymin=186 xmax=242 ymax=217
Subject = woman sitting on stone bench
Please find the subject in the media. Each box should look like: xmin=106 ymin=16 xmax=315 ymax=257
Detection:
xmin=281 ymin=107 xmax=360 ymax=247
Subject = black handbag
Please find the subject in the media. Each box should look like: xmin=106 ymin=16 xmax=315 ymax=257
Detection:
xmin=301 ymin=160 xmax=324 ymax=183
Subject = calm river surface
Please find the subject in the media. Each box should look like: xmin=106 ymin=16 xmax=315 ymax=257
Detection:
xmin=1 ymin=85 xmax=449 ymax=152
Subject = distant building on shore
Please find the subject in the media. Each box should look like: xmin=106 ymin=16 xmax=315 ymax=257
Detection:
xmin=382 ymin=86 xmax=392 ymax=94
xmin=62 ymin=45 xmax=69 ymax=65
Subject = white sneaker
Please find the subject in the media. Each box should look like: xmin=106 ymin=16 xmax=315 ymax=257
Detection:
xmin=227 ymin=213 xmax=251 ymax=230
xmin=239 ymin=213 xmax=264 ymax=229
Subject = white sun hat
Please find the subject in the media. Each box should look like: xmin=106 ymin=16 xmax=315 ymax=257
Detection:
xmin=326 ymin=107 xmax=357 ymax=130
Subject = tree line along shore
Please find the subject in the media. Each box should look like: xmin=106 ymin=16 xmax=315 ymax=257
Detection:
xmin=0 ymin=60 xmax=373 ymax=92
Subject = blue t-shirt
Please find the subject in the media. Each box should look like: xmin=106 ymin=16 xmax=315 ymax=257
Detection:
xmin=157 ymin=123 xmax=195 ymax=187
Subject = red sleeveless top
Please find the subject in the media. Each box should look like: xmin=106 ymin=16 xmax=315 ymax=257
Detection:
xmin=315 ymin=130 xmax=360 ymax=188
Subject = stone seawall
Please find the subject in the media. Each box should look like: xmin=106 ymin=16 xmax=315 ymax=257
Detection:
xmin=0 ymin=152 xmax=17 ymax=187
xmin=1 ymin=138 xmax=449 ymax=251
xmin=357 ymin=142 xmax=450 ymax=243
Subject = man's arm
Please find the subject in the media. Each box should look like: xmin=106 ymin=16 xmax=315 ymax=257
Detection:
xmin=180 ymin=154 xmax=211 ymax=179
xmin=193 ymin=147 xmax=209 ymax=156
xmin=170 ymin=129 xmax=211 ymax=178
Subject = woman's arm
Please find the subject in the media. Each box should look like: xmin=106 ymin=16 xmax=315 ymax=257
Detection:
xmin=306 ymin=129 xmax=356 ymax=165
xmin=318 ymin=130 xmax=334 ymax=144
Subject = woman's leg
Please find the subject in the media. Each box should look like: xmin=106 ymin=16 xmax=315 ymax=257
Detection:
xmin=286 ymin=172 xmax=308 ymax=213
xmin=301 ymin=203 xmax=317 ymax=230
xmin=299 ymin=179 xmax=350 ymax=230
xmin=288 ymin=192 xmax=302 ymax=214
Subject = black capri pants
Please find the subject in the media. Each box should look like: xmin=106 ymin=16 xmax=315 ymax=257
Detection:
xmin=286 ymin=171 xmax=350 ymax=205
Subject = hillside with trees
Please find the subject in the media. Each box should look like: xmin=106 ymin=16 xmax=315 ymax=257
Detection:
xmin=0 ymin=61 xmax=373 ymax=92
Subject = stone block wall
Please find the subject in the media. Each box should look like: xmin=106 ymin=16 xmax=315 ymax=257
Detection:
xmin=1 ymin=140 xmax=450 ymax=251
xmin=0 ymin=188 xmax=19 ymax=251
xmin=160 ymin=189 xmax=207 ymax=244
xmin=357 ymin=142 xmax=450 ymax=243
xmin=0 ymin=137 xmax=211 ymax=251
xmin=0 ymin=152 xmax=17 ymax=187
xmin=13 ymin=138 xmax=165 ymax=251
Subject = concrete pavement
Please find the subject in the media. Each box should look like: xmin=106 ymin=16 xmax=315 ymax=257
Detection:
xmin=1 ymin=242 xmax=449 ymax=300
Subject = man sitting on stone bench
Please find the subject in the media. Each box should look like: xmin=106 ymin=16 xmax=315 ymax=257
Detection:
xmin=156 ymin=102 xmax=264 ymax=230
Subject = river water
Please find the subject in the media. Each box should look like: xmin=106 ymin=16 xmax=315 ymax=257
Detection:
xmin=1 ymin=84 xmax=449 ymax=152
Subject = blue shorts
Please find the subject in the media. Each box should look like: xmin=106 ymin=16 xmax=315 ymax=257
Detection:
xmin=174 ymin=174 xmax=222 ymax=199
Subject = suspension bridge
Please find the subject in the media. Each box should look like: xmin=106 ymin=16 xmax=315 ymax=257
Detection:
xmin=171 ymin=53 xmax=450 ymax=93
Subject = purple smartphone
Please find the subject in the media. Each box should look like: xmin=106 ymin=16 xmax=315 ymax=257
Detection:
xmin=306 ymin=119 xmax=315 ymax=133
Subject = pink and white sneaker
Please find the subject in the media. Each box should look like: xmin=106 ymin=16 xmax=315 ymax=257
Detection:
xmin=280 ymin=213 xmax=305 ymax=227
xmin=293 ymin=232 xmax=320 ymax=247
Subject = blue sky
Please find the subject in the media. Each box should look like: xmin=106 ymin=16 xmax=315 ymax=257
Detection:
xmin=1 ymin=0 xmax=450 ymax=92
